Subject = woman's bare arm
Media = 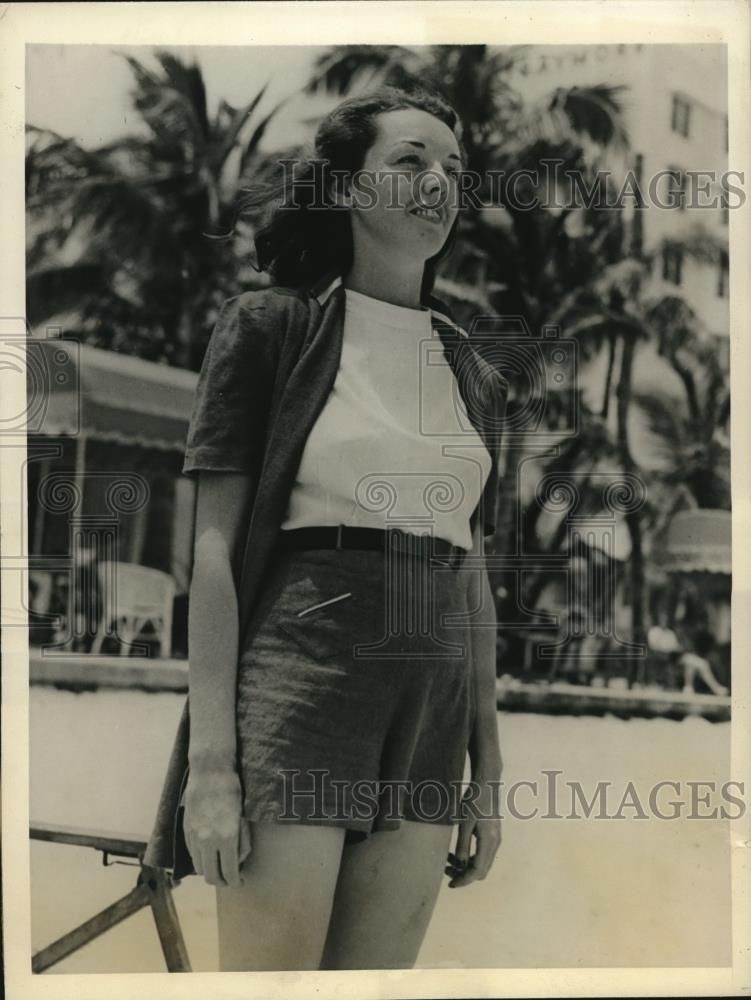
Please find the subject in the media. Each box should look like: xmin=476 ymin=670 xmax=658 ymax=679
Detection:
xmin=187 ymin=470 xmax=254 ymax=766
xmin=446 ymin=519 xmax=503 ymax=888
xmin=183 ymin=470 xmax=255 ymax=886
xmin=465 ymin=519 xmax=502 ymax=777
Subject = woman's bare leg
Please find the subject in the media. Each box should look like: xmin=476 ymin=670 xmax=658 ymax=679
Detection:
xmin=682 ymin=654 xmax=729 ymax=696
xmin=319 ymin=820 xmax=454 ymax=970
xmin=215 ymin=822 xmax=346 ymax=971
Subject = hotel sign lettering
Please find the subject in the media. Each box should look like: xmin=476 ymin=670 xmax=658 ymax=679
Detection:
xmin=514 ymin=44 xmax=644 ymax=77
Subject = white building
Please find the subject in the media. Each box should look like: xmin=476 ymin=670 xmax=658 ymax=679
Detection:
xmin=509 ymin=43 xmax=729 ymax=366
xmin=505 ymin=44 xmax=730 ymax=484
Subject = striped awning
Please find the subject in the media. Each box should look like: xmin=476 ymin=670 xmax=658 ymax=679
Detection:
xmin=28 ymin=338 xmax=197 ymax=451
xmin=659 ymin=509 xmax=731 ymax=575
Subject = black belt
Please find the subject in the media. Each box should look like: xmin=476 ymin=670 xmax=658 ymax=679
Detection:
xmin=275 ymin=525 xmax=468 ymax=567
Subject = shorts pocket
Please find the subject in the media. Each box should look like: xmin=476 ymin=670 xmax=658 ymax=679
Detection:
xmin=276 ymin=590 xmax=373 ymax=662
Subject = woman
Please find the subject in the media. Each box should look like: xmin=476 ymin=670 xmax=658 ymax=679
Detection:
xmin=144 ymin=86 xmax=509 ymax=971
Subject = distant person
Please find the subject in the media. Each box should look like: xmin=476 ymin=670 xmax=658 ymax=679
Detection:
xmin=647 ymin=619 xmax=682 ymax=690
xmin=647 ymin=622 xmax=681 ymax=655
xmin=144 ymin=88 xmax=509 ymax=970
xmin=680 ymin=629 xmax=729 ymax=697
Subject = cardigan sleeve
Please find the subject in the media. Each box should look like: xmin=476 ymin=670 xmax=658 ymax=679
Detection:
xmin=182 ymin=293 xmax=279 ymax=479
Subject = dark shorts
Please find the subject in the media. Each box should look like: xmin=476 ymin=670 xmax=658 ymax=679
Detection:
xmin=235 ymin=543 xmax=478 ymax=842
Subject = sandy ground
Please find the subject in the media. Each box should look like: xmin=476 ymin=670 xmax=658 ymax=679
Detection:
xmin=28 ymin=687 xmax=732 ymax=972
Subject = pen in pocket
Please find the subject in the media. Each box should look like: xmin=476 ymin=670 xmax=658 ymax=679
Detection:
xmin=296 ymin=592 xmax=353 ymax=618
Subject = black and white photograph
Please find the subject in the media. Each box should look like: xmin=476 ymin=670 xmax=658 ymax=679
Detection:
xmin=2 ymin=2 xmax=750 ymax=996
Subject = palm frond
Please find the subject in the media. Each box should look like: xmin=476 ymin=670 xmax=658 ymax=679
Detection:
xmin=26 ymin=263 xmax=107 ymax=325
xmin=643 ymin=294 xmax=703 ymax=360
xmin=155 ymin=51 xmax=210 ymax=138
xmin=119 ymin=52 xmax=208 ymax=163
xmin=238 ymin=98 xmax=287 ymax=178
xmin=631 ymin=389 xmax=689 ymax=452
xmin=210 ymin=83 xmax=269 ymax=173
xmin=647 ymin=226 xmax=728 ymax=270
xmin=305 ymin=45 xmax=420 ymax=95
xmin=432 ymin=275 xmax=493 ymax=311
xmin=551 ymin=84 xmax=631 ymax=153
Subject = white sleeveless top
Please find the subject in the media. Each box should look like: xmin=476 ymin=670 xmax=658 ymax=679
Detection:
xmin=280 ymin=288 xmax=491 ymax=550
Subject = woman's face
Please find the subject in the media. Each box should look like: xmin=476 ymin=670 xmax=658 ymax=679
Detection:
xmin=347 ymin=107 xmax=463 ymax=263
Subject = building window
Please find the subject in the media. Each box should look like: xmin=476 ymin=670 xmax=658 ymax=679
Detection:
xmin=717 ymin=250 xmax=729 ymax=297
xmin=665 ymin=166 xmax=686 ymax=210
xmin=662 ymin=245 xmax=683 ymax=285
xmin=671 ymin=95 xmax=691 ymax=138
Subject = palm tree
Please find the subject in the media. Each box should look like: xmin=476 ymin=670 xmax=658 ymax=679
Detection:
xmin=26 ymin=51 xmax=282 ymax=369
xmin=634 ymin=301 xmax=730 ymax=511
xmin=548 ymin=238 xmax=730 ymax=663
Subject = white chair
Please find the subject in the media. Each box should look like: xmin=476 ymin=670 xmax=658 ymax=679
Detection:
xmin=90 ymin=562 xmax=176 ymax=658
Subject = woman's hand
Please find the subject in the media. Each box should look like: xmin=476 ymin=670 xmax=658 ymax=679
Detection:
xmin=446 ymin=738 xmax=503 ymax=889
xmin=182 ymin=763 xmax=252 ymax=888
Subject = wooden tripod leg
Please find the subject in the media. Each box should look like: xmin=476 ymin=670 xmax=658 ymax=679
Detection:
xmin=32 ymin=882 xmax=152 ymax=973
xmin=140 ymin=867 xmax=192 ymax=972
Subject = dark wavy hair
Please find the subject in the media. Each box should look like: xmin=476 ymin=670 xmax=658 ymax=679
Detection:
xmin=243 ymin=86 xmax=467 ymax=297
